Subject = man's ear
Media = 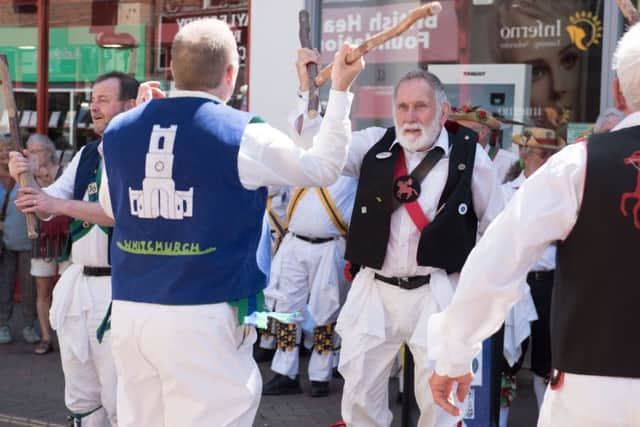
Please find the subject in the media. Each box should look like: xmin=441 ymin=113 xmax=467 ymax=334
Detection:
xmin=225 ymin=64 xmax=236 ymax=86
xmin=613 ymin=77 xmax=628 ymax=112
xmin=124 ymin=99 xmax=136 ymax=110
xmin=440 ymin=103 xmax=451 ymax=126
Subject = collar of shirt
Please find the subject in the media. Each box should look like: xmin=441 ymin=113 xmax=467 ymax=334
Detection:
xmin=169 ymin=89 xmax=224 ymax=104
xmin=611 ymin=110 xmax=640 ymax=132
xmin=387 ymin=126 xmax=451 ymax=158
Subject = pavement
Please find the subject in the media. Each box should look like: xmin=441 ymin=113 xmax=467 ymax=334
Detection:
xmin=0 ymin=305 xmax=537 ymax=427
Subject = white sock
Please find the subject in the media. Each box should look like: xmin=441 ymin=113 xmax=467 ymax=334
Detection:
xmin=499 ymin=406 xmax=510 ymax=427
xmin=533 ymin=374 xmax=547 ymax=410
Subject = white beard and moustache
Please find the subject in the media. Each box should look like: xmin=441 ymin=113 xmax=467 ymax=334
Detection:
xmin=394 ymin=114 xmax=443 ymax=152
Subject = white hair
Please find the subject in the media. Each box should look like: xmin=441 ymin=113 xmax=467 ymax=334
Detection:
xmin=613 ymin=23 xmax=640 ymax=111
xmin=27 ymin=133 xmax=57 ymax=164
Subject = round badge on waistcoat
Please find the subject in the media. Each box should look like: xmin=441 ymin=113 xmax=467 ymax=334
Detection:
xmin=376 ymin=151 xmax=392 ymax=160
xmin=458 ymin=203 xmax=468 ymax=215
xmin=393 ymin=175 xmax=420 ymax=203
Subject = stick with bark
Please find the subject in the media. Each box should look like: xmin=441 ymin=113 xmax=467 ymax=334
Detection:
xmin=615 ymin=0 xmax=640 ymax=25
xmin=299 ymin=10 xmax=320 ymax=119
xmin=0 ymin=54 xmax=39 ymax=239
xmin=314 ymin=1 xmax=443 ymax=87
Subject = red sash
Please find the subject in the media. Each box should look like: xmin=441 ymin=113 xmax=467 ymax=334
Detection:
xmin=394 ymin=150 xmax=430 ymax=232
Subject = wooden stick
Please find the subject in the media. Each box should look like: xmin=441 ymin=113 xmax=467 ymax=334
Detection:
xmin=615 ymin=0 xmax=640 ymax=25
xmin=0 ymin=54 xmax=39 ymax=239
xmin=299 ymin=10 xmax=320 ymax=119
xmin=314 ymin=2 xmax=442 ymax=87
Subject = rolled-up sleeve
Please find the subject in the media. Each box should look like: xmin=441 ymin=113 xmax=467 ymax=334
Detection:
xmin=427 ymin=142 xmax=586 ymax=377
xmin=238 ymin=90 xmax=353 ymax=190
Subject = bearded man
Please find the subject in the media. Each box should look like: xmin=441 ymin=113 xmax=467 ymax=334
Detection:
xmin=294 ymin=65 xmax=504 ymax=427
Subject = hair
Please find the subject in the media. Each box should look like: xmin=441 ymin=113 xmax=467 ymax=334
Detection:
xmin=503 ymin=160 xmax=523 ymax=184
xmin=171 ymin=18 xmax=239 ymax=91
xmin=394 ymin=70 xmax=448 ymax=105
xmin=593 ymin=108 xmax=624 ymax=133
xmin=27 ymin=133 xmax=57 ymax=164
xmin=524 ymin=146 xmax=555 ymax=162
xmin=613 ymin=23 xmax=640 ymax=112
xmin=93 ymin=71 xmax=139 ymax=101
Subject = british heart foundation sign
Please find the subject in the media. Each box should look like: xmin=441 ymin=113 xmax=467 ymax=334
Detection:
xmin=320 ymin=1 xmax=459 ymax=64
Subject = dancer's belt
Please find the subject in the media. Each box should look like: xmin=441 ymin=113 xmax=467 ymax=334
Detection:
xmin=374 ymin=273 xmax=431 ymax=290
xmin=83 ymin=266 xmax=112 ymax=277
xmin=527 ymin=270 xmax=554 ymax=282
xmin=292 ymin=233 xmax=338 ymax=244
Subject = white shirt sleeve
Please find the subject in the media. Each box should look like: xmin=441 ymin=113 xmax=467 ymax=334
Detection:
xmin=238 ymin=90 xmax=353 ymax=190
xmin=43 ymin=146 xmax=84 ymax=200
xmin=427 ymin=142 xmax=586 ymax=377
xmin=98 ymin=166 xmax=114 ymax=220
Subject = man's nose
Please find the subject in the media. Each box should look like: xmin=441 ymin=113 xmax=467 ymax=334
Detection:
xmin=407 ymin=106 xmax=418 ymax=121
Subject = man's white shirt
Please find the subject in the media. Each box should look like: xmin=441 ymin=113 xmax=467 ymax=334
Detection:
xmin=44 ymin=146 xmax=110 ymax=267
xmin=100 ymin=89 xmax=354 ymax=219
xmin=427 ymin=110 xmax=640 ymax=377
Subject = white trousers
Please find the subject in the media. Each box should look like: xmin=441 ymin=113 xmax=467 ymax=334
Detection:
xmin=53 ymin=267 xmax=117 ymax=427
xmin=110 ymin=300 xmax=261 ymax=427
xmin=337 ymin=270 xmax=460 ymax=427
xmin=268 ymin=235 xmax=345 ymax=381
xmin=538 ymin=373 xmax=640 ymax=426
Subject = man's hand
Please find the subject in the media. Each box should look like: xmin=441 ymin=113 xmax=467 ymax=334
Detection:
xmin=8 ymin=150 xmax=37 ymax=182
xmin=15 ymin=186 xmax=59 ymax=218
xmin=136 ymin=81 xmax=166 ymax=106
xmin=330 ymin=43 xmax=365 ymax=92
xmin=428 ymin=371 xmax=473 ymax=416
xmin=296 ymin=48 xmax=320 ymax=92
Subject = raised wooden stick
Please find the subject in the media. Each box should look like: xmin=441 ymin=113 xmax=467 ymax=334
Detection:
xmin=299 ymin=10 xmax=320 ymax=119
xmin=314 ymin=2 xmax=442 ymax=87
xmin=0 ymin=54 xmax=39 ymax=239
xmin=615 ymin=0 xmax=640 ymax=24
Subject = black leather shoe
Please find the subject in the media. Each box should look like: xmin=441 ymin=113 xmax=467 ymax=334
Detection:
xmin=262 ymin=374 xmax=302 ymax=396
xmin=310 ymin=380 xmax=329 ymax=397
xmin=253 ymin=347 xmax=275 ymax=363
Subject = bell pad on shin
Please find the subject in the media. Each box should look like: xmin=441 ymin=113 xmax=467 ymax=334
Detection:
xmin=276 ymin=321 xmax=298 ymax=352
xmin=260 ymin=317 xmax=277 ymax=338
xmin=312 ymin=323 xmax=335 ymax=355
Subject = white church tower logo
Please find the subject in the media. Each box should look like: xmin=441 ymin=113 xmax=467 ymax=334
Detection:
xmin=129 ymin=124 xmax=194 ymax=220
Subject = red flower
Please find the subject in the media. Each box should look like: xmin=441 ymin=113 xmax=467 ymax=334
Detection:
xmin=478 ymin=111 xmax=487 ymax=120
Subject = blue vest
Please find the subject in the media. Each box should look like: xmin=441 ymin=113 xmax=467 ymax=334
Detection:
xmin=103 ymin=96 xmax=267 ymax=305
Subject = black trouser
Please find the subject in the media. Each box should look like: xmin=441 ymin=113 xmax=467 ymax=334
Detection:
xmin=527 ymin=272 xmax=553 ymax=378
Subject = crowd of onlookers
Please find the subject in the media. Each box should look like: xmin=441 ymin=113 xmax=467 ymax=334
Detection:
xmin=0 ymin=132 xmax=69 ymax=354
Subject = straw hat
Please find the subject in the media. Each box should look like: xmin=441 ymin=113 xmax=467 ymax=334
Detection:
xmin=449 ymin=104 xmax=501 ymax=131
xmin=512 ymin=127 xmax=566 ymax=151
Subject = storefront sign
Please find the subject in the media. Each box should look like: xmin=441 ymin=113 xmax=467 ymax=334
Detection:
xmin=0 ymin=25 xmax=146 ymax=83
xmin=158 ymin=7 xmax=249 ymax=70
xmin=320 ymin=1 xmax=459 ymax=64
xmin=498 ymin=9 xmax=602 ymax=52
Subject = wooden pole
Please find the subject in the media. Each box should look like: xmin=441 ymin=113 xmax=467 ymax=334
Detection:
xmin=36 ymin=0 xmax=49 ymax=134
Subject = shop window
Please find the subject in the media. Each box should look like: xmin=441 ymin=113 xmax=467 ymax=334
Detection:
xmin=13 ymin=0 xmax=37 ymax=13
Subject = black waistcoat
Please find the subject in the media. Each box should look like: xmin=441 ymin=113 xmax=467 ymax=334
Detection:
xmin=553 ymin=126 xmax=640 ymax=377
xmin=345 ymin=122 xmax=478 ymax=274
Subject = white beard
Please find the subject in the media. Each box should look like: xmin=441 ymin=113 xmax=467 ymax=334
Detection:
xmin=394 ymin=117 xmax=442 ymax=152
